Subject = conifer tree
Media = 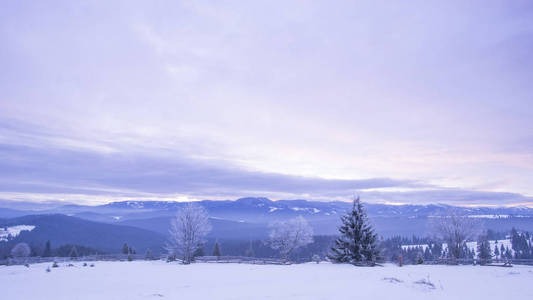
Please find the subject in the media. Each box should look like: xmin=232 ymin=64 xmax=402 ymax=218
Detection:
xmin=145 ymin=249 xmax=153 ymax=260
xmin=69 ymin=246 xmax=78 ymax=259
xmin=477 ymin=233 xmax=491 ymax=265
xmin=122 ymin=243 xmax=129 ymax=255
xmin=328 ymin=196 xmax=380 ymax=265
xmin=245 ymin=240 xmax=255 ymax=257
xmin=212 ymin=241 xmax=221 ymax=257
xmin=494 ymin=245 xmax=500 ymax=258
xmin=43 ymin=240 xmax=52 ymax=257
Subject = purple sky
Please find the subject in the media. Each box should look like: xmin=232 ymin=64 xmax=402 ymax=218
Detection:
xmin=1 ymin=1 xmax=532 ymax=206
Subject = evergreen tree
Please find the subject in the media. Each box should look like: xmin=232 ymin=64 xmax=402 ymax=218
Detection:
xmin=328 ymin=197 xmax=380 ymax=265
xmin=505 ymin=247 xmax=513 ymax=259
xmin=69 ymin=246 xmax=78 ymax=259
xmin=494 ymin=245 xmax=500 ymax=258
xmin=145 ymin=249 xmax=153 ymax=260
xmin=43 ymin=240 xmax=52 ymax=257
xmin=500 ymin=244 xmax=505 ymax=257
xmin=244 ymin=240 xmax=255 ymax=257
xmin=477 ymin=233 xmax=491 ymax=265
xmin=122 ymin=243 xmax=129 ymax=255
xmin=212 ymin=241 xmax=221 ymax=257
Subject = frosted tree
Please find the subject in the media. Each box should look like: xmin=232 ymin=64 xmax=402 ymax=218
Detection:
xmin=268 ymin=216 xmax=314 ymax=262
xmin=165 ymin=203 xmax=211 ymax=264
xmin=328 ymin=196 xmax=380 ymax=265
xmin=431 ymin=209 xmax=481 ymax=260
xmin=11 ymin=242 xmax=31 ymax=258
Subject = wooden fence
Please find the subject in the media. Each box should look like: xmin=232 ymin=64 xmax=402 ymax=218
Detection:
xmin=194 ymin=256 xmax=287 ymax=265
xmin=2 ymin=255 xmax=533 ymax=267
xmin=0 ymin=255 xmax=286 ymax=266
xmin=0 ymin=254 xmax=157 ymax=266
xmin=417 ymin=258 xmax=533 ymax=266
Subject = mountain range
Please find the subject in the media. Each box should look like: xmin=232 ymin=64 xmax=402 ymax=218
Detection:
xmin=1 ymin=197 xmax=533 ymax=254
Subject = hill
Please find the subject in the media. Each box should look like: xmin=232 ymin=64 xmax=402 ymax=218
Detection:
xmin=0 ymin=214 xmax=165 ymax=254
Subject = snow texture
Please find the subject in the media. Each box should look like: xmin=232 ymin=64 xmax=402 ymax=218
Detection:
xmin=1 ymin=261 xmax=533 ymax=299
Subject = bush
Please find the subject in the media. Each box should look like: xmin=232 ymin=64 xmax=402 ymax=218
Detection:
xmin=312 ymin=254 xmax=321 ymax=264
xmin=52 ymin=262 xmax=59 ymax=268
xmin=417 ymin=255 xmax=424 ymax=265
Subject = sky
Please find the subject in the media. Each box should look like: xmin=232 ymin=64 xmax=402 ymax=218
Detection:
xmin=1 ymin=0 xmax=533 ymax=206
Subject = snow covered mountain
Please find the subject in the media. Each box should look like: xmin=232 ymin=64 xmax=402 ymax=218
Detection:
xmin=1 ymin=198 xmax=533 ymax=238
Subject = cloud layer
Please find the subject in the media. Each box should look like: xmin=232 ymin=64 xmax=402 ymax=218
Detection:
xmin=1 ymin=1 xmax=532 ymax=205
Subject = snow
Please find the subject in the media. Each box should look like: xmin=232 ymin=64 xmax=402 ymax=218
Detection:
xmin=2 ymin=261 xmax=533 ymax=299
xmin=468 ymin=214 xmax=510 ymax=219
xmin=0 ymin=225 xmax=36 ymax=241
xmin=269 ymin=207 xmax=279 ymax=213
xmin=290 ymin=207 xmax=320 ymax=214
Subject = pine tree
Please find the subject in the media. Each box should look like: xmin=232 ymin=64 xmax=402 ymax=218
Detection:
xmin=212 ymin=241 xmax=221 ymax=257
xmin=43 ymin=240 xmax=52 ymax=257
xmin=494 ymin=245 xmax=500 ymax=258
xmin=245 ymin=240 xmax=255 ymax=257
xmin=505 ymin=247 xmax=513 ymax=259
xmin=122 ymin=243 xmax=129 ymax=255
xmin=477 ymin=233 xmax=491 ymax=265
xmin=69 ymin=246 xmax=78 ymax=259
xmin=145 ymin=249 xmax=153 ymax=260
xmin=328 ymin=197 xmax=380 ymax=265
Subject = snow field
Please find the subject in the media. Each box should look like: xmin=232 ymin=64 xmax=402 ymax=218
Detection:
xmin=1 ymin=261 xmax=532 ymax=300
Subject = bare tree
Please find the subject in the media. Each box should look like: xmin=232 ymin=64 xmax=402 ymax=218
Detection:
xmin=166 ymin=203 xmax=211 ymax=264
xmin=431 ymin=209 xmax=481 ymax=260
xmin=268 ymin=216 xmax=314 ymax=261
xmin=11 ymin=242 xmax=31 ymax=258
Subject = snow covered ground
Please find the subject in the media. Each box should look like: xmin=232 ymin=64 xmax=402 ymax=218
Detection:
xmin=1 ymin=261 xmax=533 ymax=299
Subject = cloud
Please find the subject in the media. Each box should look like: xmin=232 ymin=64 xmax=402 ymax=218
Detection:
xmin=360 ymin=189 xmax=533 ymax=207
xmin=0 ymin=137 xmax=420 ymax=201
xmin=1 ymin=121 xmax=532 ymax=206
xmin=0 ymin=1 xmax=532 ymax=204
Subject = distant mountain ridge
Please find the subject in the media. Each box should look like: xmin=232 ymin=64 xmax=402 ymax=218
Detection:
xmin=1 ymin=197 xmax=533 ymax=239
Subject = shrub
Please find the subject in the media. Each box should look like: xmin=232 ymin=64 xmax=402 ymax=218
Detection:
xmin=312 ymin=254 xmax=321 ymax=264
